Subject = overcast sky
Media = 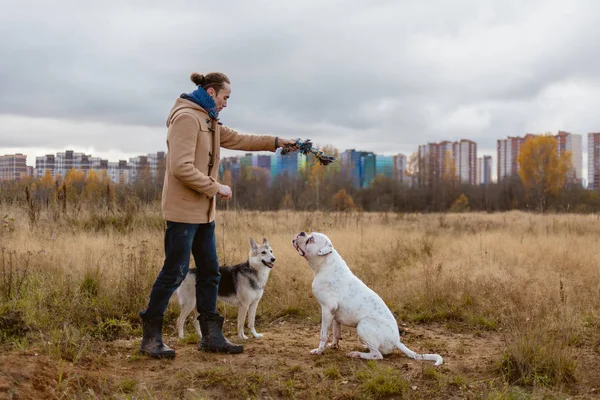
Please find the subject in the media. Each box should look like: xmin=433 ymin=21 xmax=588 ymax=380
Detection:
xmin=1 ymin=0 xmax=599 ymax=181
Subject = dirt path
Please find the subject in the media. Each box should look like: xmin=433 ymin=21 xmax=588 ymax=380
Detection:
xmin=1 ymin=320 xmax=598 ymax=399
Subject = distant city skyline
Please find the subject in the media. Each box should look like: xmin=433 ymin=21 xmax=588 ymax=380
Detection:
xmin=4 ymin=127 xmax=592 ymax=184
xmin=2 ymin=129 xmax=593 ymax=189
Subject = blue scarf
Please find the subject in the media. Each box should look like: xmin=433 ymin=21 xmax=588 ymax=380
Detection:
xmin=181 ymin=86 xmax=219 ymax=120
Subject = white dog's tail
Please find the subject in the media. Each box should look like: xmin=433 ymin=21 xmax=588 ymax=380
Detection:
xmin=396 ymin=341 xmax=443 ymax=366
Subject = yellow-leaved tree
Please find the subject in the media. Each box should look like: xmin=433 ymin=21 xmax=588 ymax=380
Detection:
xmin=65 ymin=168 xmax=85 ymax=186
xmin=64 ymin=168 xmax=86 ymax=209
xmin=40 ymin=169 xmax=54 ymax=206
xmin=40 ymin=169 xmax=54 ymax=189
xmin=517 ymin=134 xmax=571 ymax=212
xmin=84 ymin=169 xmax=101 ymax=202
xmin=332 ymin=188 xmax=355 ymax=211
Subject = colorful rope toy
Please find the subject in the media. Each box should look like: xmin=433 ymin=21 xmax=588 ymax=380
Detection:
xmin=281 ymin=138 xmax=336 ymax=166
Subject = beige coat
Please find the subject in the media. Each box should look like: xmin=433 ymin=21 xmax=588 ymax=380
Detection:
xmin=161 ymin=98 xmax=277 ymax=223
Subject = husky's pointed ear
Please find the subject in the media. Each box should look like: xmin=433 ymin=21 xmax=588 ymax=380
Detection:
xmin=249 ymin=237 xmax=258 ymax=251
xmin=263 ymin=237 xmax=269 ymax=245
xmin=317 ymin=241 xmax=333 ymax=256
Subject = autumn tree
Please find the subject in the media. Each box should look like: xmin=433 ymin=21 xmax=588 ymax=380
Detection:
xmin=39 ymin=169 xmax=54 ymax=207
xmin=450 ymin=193 xmax=470 ymax=212
xmin=308 ymin=156 xmax=325 ymax=210
xmin=83 ymin=169 xmax=101 ymax=203
xmin=64 ymin=168 xmax=85 ymax=204
xmin=441 ymin=150 xmax=458 ymax=184
xmin=40 ymin=169 xmax=53 ymax=189
xmin=65 ymin=168 xmax=85 ymax=187
xmin=98 ymin=170 xmax=116 ymax=210
xmin=517 ymin=134 xmax=572 ymax=212
xmin=333 ymin=188 xmax=355 ymax=211
xmin=440 ymin=149 xmax=459 ymax=209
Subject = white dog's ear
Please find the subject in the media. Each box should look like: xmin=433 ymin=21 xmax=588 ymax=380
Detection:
xmin=249 ymin=237 xmax=258 ymax=251
xmin=263 ymin=237 xmax=269 ymax=246
xmin=317 ymin=241 xmax=333 ymax=256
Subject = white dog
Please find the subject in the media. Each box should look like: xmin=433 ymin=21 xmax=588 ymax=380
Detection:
xmin=292 ymin=232 xmax=443 ymax=365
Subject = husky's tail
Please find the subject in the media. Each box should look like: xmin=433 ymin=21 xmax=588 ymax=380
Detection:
xmin=396 ymin=341 xmax=443 ymax=366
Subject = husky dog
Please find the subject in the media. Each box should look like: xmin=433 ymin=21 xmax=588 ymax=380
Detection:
xmin=176 ymin=237 xmax=276 ymax=340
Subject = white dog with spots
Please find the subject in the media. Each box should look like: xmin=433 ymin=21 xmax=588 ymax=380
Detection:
xmin=292 ymin=232 xmax=443 ymax=365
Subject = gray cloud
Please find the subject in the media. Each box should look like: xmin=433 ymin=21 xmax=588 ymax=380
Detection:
xmin=1 ymin=0 xmax=600 ymax=180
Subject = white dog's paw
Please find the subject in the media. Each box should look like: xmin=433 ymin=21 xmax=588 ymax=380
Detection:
xmin=239 ymin=333 xmax=249 ymax=340
xmin=327 ymin=342 xmax=339 ymax=349
xmin=310 ymin=348 xmax=324 ymax=355
xmin=346 ymin=351 xmax=363 ymax=358
xmin=252 ymin=333 xmax=263 ymax=339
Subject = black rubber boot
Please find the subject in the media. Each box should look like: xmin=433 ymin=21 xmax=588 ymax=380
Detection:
xmin=139 ymin=316 xmax=176 ymax=359
xmin=198 ymin=314 xmax=243 ymax=354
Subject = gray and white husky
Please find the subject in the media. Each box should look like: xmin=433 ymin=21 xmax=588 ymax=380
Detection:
xmin=176 ymin=237 xmax=276 ymax=340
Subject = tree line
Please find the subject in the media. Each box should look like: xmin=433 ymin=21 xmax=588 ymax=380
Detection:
xmin=1 ymin=135 xmax=599 ymax=213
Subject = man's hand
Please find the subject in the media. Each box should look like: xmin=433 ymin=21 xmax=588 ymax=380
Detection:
xmin=217 ymin=184 xmax=232 ymax=200
xmin=277 ymin=138 xmax=297 ymax=148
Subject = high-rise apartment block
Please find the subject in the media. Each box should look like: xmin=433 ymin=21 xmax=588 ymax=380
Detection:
xmin=476 ymin=155 xmax=492 ymax=185
xmin=108 ymin=160 xmax=130 ymax=184
xmin=361 ymin=153 xmax=376 ymax=188
xmin=497 ymin=135 xmax=529 ymax=181
xmin=555 ymin=131 xmax=583 ymax=185
xmin=457 ymin=140 xmax=477 ymax=184
xmin=339 ymin=150 xmax=406 ymax=188
xmin=418 ymin=139 xmax=477 ymax=186
xmin=0 ymin=153 xmax=28 ymax=181
xmin=341 ymin=149 xmax=364 ymax=188
xmin=393 ymin=154 xmax=408 ymax=185
xmin=375 ymin=155 xmax=394 ymax=181
xmin=270 ymin=148 xmax=301 ymax=179
xmin=589 ymin=132 xmax=600 ymax=189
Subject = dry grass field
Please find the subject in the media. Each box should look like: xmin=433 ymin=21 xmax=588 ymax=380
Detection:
xmin=1 ymin=205 xmax=599 ymax=399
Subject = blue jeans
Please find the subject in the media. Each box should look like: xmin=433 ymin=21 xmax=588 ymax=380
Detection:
xmin=140 ymin=221 xmax=220 ymax=320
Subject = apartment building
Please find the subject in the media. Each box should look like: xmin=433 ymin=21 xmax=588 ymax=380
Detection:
xmin=589 ymin=132 xmax=600 ymax=189
xmin=476 ymin=155 xmax=492 ymax=185
xmin=0 ymin=153 xmax=28 ymax=181
xmin=555 ymin=131 xmax=583 ymax=185
xmin=418 ymin=139 xmax=477 ymax=186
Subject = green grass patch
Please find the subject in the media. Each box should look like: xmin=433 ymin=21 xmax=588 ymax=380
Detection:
xmin=356 ymin=361 xmax=409 ymax=399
